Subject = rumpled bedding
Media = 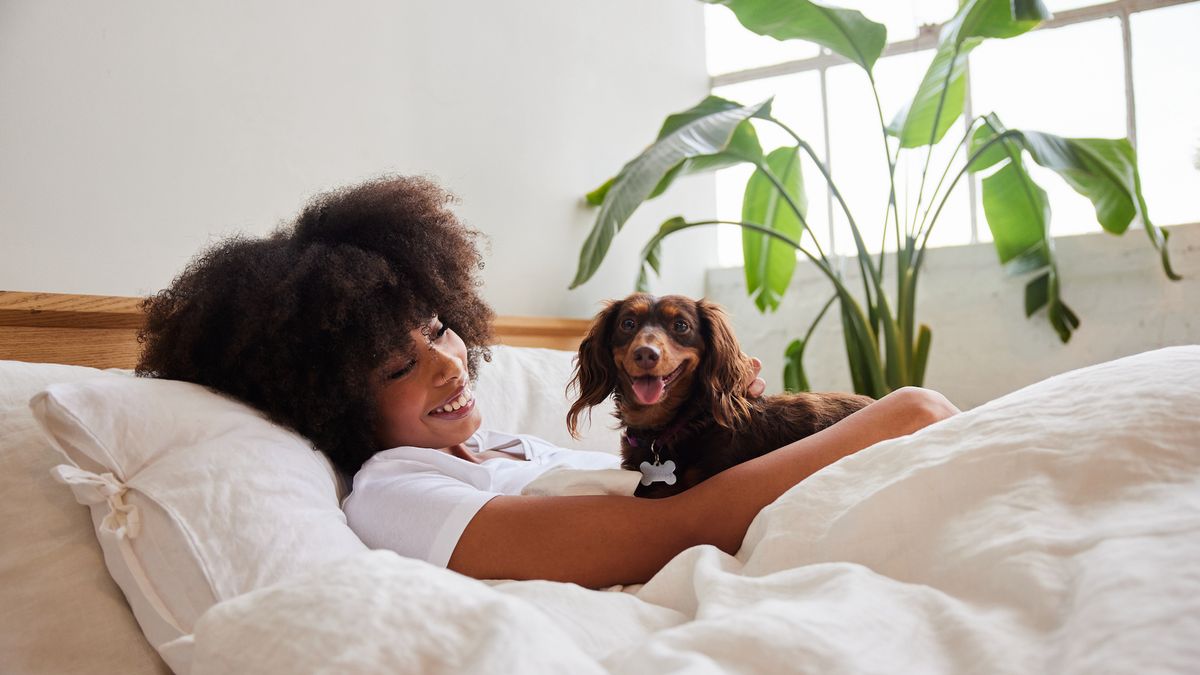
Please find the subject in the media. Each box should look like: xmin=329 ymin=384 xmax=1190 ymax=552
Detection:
xmin=188 ymin=347 xmax=1200 ymax=674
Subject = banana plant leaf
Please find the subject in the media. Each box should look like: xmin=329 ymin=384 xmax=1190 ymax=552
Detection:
xmin=585 ymin=97 xmax=765 ymax=206
xmin=635 ymin=240 xmax=664 ymax=293
xmin=783 ymin=339 xmax=809 ymax=393
xmin=743 ymin=146 xmax=806 ymax=312
xmin=969 ymin=115 xmax=1078 ymax=340
xmin=1025 ymin=268 xmax=1081 ymax=342
xmin=700 ymin=0 xmax=887 ymax=73
xmin=782 ymin=292 xmax=837 ymax=392
xmin=1019 ymin=132 xmax=1180 ymax=280
xmin=889 ymin=0 xmax=1048 ymax=148
xmin=972 ymin=114 xmax=1179 ymax=280
xmin=570 ymin=97 xmax=772 ymax=289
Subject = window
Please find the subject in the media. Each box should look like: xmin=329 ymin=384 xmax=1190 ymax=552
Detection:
xmin=706 ymin=0 xmax=1200 ymax=266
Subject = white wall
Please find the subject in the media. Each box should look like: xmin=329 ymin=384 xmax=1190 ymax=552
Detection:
xmin=0 ymin=0 xmax=716 ymax=318
xmin=707 ymin=223 xmax=1200 ymax=409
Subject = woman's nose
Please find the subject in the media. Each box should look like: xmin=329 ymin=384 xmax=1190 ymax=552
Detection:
xmin=430 ymin=344 xmax=465 ymax=386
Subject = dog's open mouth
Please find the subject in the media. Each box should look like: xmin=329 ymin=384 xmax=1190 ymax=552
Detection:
xmin=631 ymin=363 xmax=684 ymax=406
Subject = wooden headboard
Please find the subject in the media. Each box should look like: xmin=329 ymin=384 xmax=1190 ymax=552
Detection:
xmin=0 ymin=291 xmax=591 ymax=370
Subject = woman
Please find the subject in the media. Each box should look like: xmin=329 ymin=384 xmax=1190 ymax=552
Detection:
xmin=138 ymin=176 xmax=959 ymax=588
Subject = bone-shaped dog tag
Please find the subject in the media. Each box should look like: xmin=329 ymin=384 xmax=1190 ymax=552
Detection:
xmin=638 ymin=460 xmax=676 ymax=486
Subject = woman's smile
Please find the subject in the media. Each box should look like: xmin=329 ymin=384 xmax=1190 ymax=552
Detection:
xmin=372 ymin=317 xmax=484 ymax=450
xmin=428 ymin=385 xmax=476 ymax=419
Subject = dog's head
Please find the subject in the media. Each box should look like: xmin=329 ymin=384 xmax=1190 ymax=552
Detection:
xmin=567 ymin=293 xmax=754 ymax=436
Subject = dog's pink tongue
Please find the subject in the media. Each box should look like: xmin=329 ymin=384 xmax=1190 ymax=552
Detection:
xmin=632 ymin=376 xmax=665 ymax=405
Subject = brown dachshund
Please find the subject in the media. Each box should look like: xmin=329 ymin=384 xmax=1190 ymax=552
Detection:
xmin=568 ymin=293 xmax=873 ymax=498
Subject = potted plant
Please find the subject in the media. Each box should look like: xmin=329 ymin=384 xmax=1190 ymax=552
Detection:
xmin=569 ymin=0 xmax=1179 ymax=397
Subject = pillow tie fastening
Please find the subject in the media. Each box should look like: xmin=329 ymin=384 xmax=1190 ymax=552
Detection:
xmin=51 ymin=465 xmax=142 ymax=539
xmin=50 ymin=464 xmax=185 ymax=635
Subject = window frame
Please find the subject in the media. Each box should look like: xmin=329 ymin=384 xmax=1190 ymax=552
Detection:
xmin=708 ymin=0 xmax=1198 ymax=252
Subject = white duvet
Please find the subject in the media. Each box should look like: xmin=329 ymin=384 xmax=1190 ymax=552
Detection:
xmin=188 ymin=347 xmax=1200 ymax=674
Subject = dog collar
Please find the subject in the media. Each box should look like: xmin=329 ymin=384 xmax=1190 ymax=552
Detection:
xmin=623 ymin=416 xmax=692 ymax=453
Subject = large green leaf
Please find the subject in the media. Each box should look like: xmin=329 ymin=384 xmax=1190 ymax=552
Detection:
xmin=742 ymin=146 xmax=806 ymax=312
xmin=1019 ymin=132 xmax=1180 ymax=279
xmin=972 ymin=115 xmax=1180 ymax=281
xmin=970 ymin=115 xmax=1080 ymax=341
xmin=889 ymin=0 xmax=1048 ymax=148
xmin=980 ymin=157 xmax=1051 ymax=270
xmin=971 ymin=114 xmax=1049 ymax=272
xmin=586 ymin=98 xmax=765 ymax=206
xmin=570 ymin=98 xmax=772 ymax=289
xmin=701 ymin=0 xmax=887 ymax=73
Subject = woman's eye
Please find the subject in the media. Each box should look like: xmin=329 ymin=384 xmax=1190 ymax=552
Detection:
xmin=387 ymin=361 xmax=416 ymax=380
xmin=674 ymin=320 xmax=690 ymax=333
xmin=620 ymin=318 xmax=636 ymax=331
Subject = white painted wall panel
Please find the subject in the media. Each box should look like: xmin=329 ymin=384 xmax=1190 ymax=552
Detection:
xmin=0 ymin=0 xmax=715 ymax=317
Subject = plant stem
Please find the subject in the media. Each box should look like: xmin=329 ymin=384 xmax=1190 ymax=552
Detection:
xmin=914 ymin=128 xmax=1023 ymax=269
xmin=686 ymin=219 xmax=830 ymax=278
xmin=763 ymin=117 xmax=888 ymax=314
xmin=766 ymin=120 xmax=880 ymax=312
xmin=914 ymin=116 xmax=981 ymax=245
xmin=911 ymin=41 xmax=964 ymax=244
xmin=868 ymin=77 xmax=903 ymax=274
xmin=657 ymin=218 xmax=887 ymax=390
xmin=803 ymin=293 xmax=839 ymax=347
xmin=755 ymin=163 xmax=829 ymax=265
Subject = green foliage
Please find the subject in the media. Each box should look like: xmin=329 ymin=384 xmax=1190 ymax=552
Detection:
xmin=573 ymin=0 xmax=1180 ymax=395
xmin=743 ymin=147 xmax=806 ymax=312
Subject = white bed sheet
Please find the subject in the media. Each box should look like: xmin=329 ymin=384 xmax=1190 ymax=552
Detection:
xmin=187 ymin=346 xmax=1200 ymax=674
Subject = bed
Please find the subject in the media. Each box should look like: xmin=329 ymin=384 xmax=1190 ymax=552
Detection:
xmin=2 ymin=290 xmax=1198 ymax=674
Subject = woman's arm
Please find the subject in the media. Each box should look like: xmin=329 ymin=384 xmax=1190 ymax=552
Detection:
xmin=447 ymin=387 xmax=958 ymax=587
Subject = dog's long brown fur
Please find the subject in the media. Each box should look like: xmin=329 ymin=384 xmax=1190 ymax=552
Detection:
xmin=568 ymin=294 xmax=873 ymax=498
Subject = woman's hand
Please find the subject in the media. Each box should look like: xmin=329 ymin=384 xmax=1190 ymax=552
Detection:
xmin=743 ymin=354 xmax=766 ymax=397
xmin=448 ymin=387 xmax=958 ymax=588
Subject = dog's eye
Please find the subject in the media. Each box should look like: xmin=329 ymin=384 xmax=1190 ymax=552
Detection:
xmin=620 ymin=318 xmax=636 ymax=332
xmin=673 ymin=320 xmax=690 ymax=333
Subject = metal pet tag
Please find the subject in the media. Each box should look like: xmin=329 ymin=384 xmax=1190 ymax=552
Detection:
xmin=638 ymin=460 xmax=677 ymax=486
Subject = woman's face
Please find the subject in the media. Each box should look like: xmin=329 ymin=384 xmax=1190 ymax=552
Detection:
xmin=372 ymin=316 xmax=482 ymax=450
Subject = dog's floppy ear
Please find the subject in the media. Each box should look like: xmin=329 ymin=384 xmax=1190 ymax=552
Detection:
xmin=697 ymin=298 xmax=754 ymax=430
xmin=567 ymin=299 xmax=623 ymax=439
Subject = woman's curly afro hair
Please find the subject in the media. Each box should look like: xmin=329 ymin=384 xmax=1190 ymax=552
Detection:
xmin=136 ymin=176 xmax=494 ymax=480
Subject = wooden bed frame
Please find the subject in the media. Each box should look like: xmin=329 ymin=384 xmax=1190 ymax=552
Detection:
xmin=0 ymin=291 xmax=591 ymax=370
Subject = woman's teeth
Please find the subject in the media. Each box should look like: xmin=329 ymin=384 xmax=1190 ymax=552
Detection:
xmin=434 ymin=391 xmax=473 ymax=414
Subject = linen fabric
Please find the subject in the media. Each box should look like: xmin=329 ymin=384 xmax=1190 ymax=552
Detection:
xmin=30 ymin=375 xmax=369 ymax=672
xmin=343 ymin=429 xmax=623 ymax=567
xmin=188 ymin=347 xmax=1200 ymax=674
xmin=0 ymin=361 xmax=167 ymax=675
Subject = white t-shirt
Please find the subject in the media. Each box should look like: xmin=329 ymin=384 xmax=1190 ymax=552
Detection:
xmin=342 ymin=429 xmax=622 ymax=568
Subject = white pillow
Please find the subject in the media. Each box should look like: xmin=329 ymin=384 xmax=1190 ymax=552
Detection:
xmin=0 ymin=361 xmax=167 ymax=675
xmin=475 ymin=345 xmax=621 ymax=453
xmin=31 ymin=376 xmax=368 ymax=673
xmin=30 ymin=345 xmax=613 ymax=673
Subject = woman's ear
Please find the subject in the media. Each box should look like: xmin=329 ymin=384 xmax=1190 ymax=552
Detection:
xmin=566 ymin=300 xmax=623 ymax=438
xmin=697 ymin=298 xmax=754 ymax=430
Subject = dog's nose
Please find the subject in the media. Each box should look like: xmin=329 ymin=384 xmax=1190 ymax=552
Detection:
xmin=633 ymin=346 xmax=660 ymax=369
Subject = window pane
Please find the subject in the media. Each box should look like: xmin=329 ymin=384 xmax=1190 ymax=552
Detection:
xmin=970 ymin=18 xmax=1126 ymax=238
xmin=1132 ymin=2 xmax=1200 ymax=226
xmin=834 ymin=0 xmax=959 ymax=42
xmin=704 ymin=1 xmax=960 ymax=76
xmin=712 ymin=73 xmax=827 ymax=267
xmin=705 ymin=5 xmax=818 ymax=75
xmin=827 ymin=49 xmax=973 ymax=254
xmin=1041 ymin=0 xmax=1104 ymax=12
